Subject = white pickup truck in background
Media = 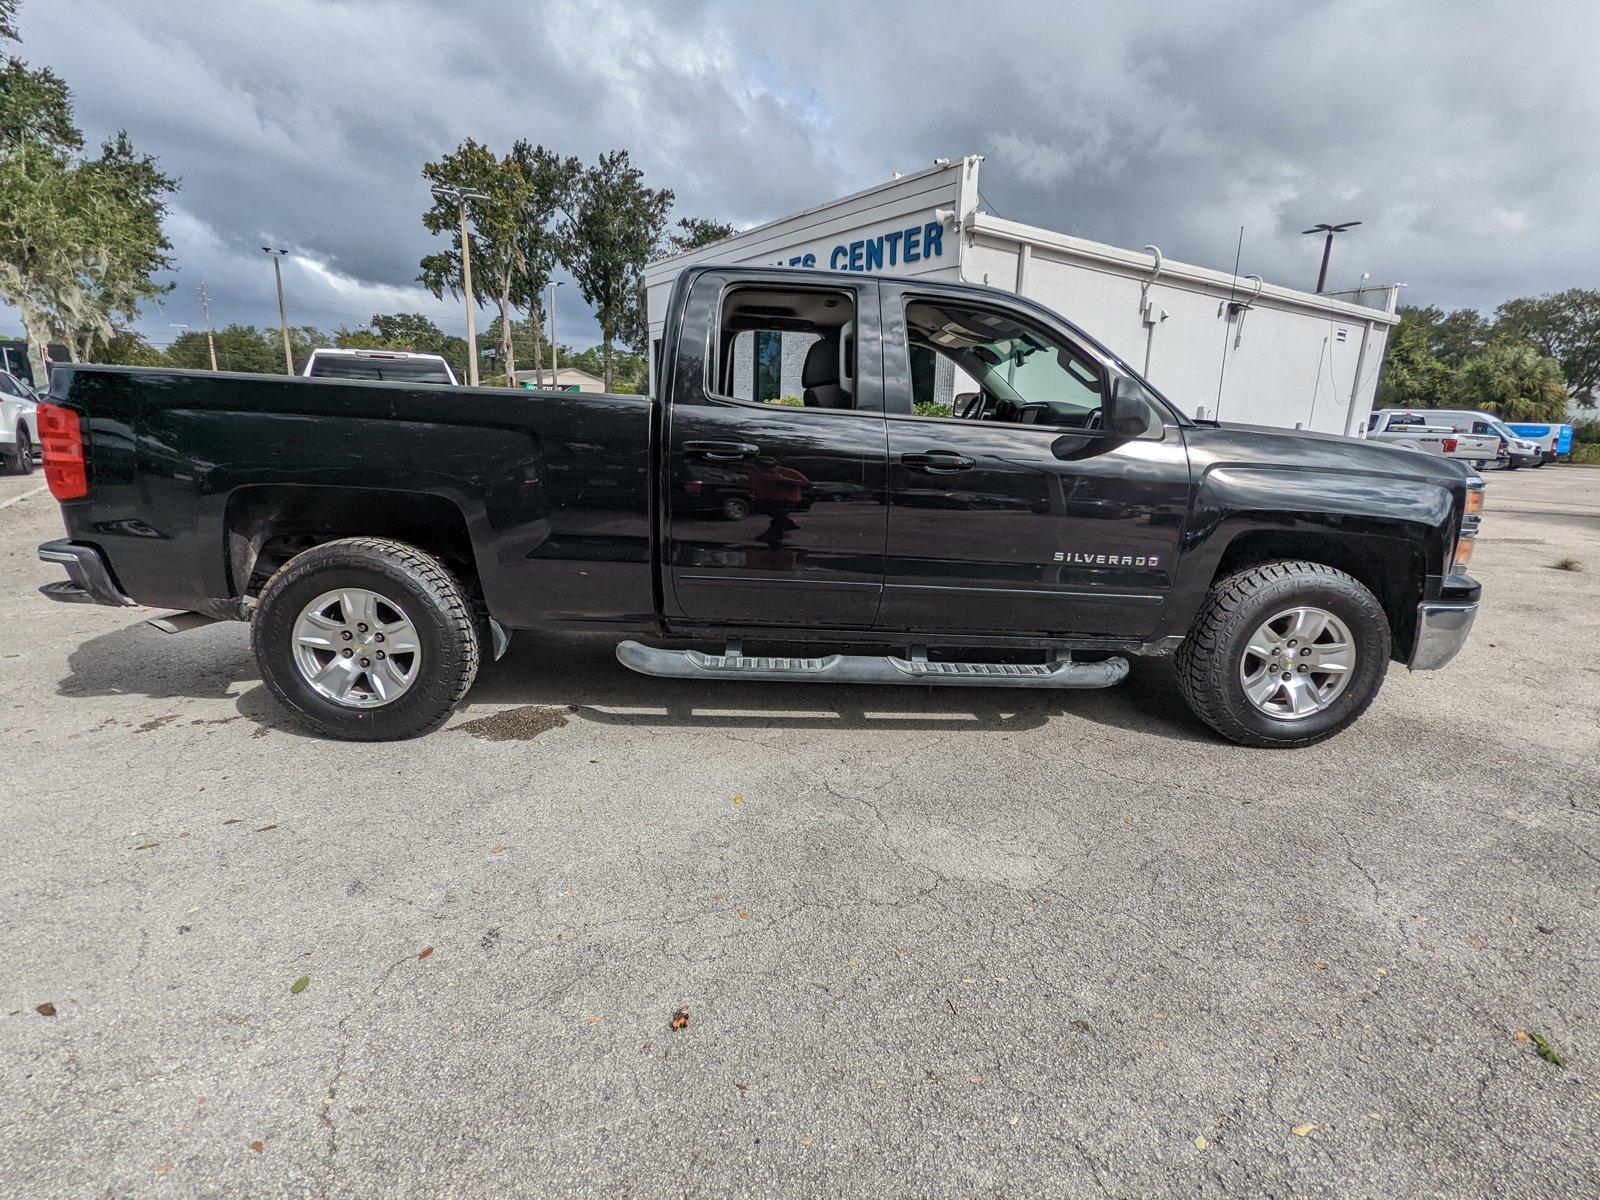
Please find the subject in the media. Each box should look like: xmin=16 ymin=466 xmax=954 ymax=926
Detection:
xmin=301 ymin=347 xmax=459 ymax=385
xmin=1367 ymin=410 xmax=1502 ymax=468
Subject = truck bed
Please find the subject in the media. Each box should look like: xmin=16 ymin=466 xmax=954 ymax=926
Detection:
xmin=47 ymin=366 xmax=656 ymax=628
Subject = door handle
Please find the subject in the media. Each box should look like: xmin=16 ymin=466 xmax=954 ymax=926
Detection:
xmin=684 ymin=440 xmax=760 ymax=462
xmin=901 ymin=449 xmax=975 ymax=473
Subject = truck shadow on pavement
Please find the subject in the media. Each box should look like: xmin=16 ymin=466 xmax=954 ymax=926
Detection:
xmin=56 ymin=619 xmax=1214 ymax=744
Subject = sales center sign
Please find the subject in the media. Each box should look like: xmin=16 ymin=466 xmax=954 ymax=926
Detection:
xmin=772 ymin=219 xmax=947 ymax=273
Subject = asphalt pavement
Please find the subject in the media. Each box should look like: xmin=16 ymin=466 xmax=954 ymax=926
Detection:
xmin=1 ymin=465 xmax=1596 ymax=1198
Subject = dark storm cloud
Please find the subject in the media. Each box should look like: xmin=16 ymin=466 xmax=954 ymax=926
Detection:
xmin=7 ymin=0 xmax=1596 ymax=345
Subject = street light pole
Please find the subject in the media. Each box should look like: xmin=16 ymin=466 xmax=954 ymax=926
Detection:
xmin=548 ymin=280 xmax=563 ymax=389
xmin=262 ymin=248 xmax=292 ymax=373
xmin=1302 ymin=221 xmax=1361 ymax=294
xmin=431 ymin=186 xmax=489 ymax=386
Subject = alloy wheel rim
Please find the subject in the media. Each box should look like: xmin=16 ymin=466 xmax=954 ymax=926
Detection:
xmin=1238 ymin=605 xmax=1355 ymax=721
xmin=291 ymin=587 xmax=421 ymax=709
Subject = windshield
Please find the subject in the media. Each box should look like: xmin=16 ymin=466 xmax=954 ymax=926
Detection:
xmin=309 ymin=355 xmax=455 ymax=384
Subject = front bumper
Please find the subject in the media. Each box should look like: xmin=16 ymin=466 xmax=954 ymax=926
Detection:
xmin=38 ymin=539 xmax=136 ymax=607
xmin=1409 ymin=599 xmax=1477 ymax=671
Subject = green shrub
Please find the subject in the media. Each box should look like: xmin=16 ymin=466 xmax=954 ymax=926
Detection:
xmin=1571 ymin=443 xmax=1600 ymax=466
xmin=1570 ymin=418 xmax=1600 ymax=446
xmin=914 ymin=401 xmax=953 ymax=418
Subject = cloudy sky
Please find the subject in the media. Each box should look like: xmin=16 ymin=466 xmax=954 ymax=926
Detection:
xmin=7 ymin=0 xmax=1598 ymax=352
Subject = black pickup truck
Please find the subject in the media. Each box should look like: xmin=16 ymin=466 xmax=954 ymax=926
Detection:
xmin=37 ymin=265 xmax=1483 ymax=746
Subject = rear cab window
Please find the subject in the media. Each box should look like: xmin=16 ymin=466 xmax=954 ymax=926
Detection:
xmin=711 ymin=286 xmax=861 ymax=411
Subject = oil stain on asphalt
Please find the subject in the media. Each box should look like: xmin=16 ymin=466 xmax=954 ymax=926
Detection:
xmin=450 ymin=705 xmax=572 ymax=742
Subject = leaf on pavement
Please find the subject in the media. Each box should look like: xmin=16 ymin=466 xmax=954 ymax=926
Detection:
xmin=586 ymin=1015 xmax=603 ymax=1026
xmin=1194 ymin=1136 xmax=1208 ymax=1150
xmin=133 ymin=843 xmax=159 ymax=851
xmin=255 ymin=825 xmax=278 ymax=833
xmin=34 ymin=1002 xmax=56 ymax=1017
xmin=289 ymin=975 xmax=310 ymax=995
xmin=249 ymin=1140 xmax=264 ymax=1153
xmin=670 ymin=1007 xmax=690 ymax=1031
xmin=417 ymin=947 xmax=434 ymax=960
xmin=732 ymin=795 xmax=745 ymax=806
xmin=1530 ymin=1032 xmax=1567 ymax=1068
xmin=1291 ymin=1122 xmax=1316 ymax=1137
xmin=1513 ymin=1030 xmax=1531 ymax=1042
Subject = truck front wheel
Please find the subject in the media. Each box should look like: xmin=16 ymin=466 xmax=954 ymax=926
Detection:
xmin=1175 ymin=560 xmax=1390 ymax=748
xmin=252 ymin=538 xmax=480 ymax=740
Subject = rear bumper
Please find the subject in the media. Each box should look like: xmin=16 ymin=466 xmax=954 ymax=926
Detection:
xmin=38 ymin=539 xmax=136 ymax=607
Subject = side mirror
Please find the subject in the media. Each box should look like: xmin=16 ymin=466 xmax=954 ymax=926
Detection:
xmin=1105 ymin=376 xmax=1151 ymax=438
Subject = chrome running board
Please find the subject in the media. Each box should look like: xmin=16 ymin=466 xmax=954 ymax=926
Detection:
xmin=615 ymin=641 xmax=1128 ymax=689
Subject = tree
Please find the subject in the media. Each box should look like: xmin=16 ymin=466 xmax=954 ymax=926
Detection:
xmin=560 ymin=150 xmax=672 ymax=390
xmin=1495 ymin=289 xmax=1600 ymax=407
xmin=1376 ymin=317 xmax=1450 ymax=409
xmin=93 ymin=328 xmax=162 ymax=366
xmin=1449 ymin=338 xmax=1570 ymax=421
xmin=0 ymin=0 xmax=16 ymax=43
xmin=668 ymin=216 xmax=734 ymax=253
xmin=508 ymin=141 xmax=579 ymax=383
xmin=0 ymin=27 xmax=175 ymax=381
xmin=420 ymin=140 xmax=576 ymax=387
xmin=1397 ymin=304 xmax=1493 ymax=367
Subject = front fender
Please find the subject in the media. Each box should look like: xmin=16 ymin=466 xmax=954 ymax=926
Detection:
xmin=1161 ymin=464 xmax=1456 ymax=637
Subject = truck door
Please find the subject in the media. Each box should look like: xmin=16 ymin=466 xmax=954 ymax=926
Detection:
xmin=876 ymin=284 xmax=1192 ymax=637
xmin=663 ymin=271 xmax=888 ymax=628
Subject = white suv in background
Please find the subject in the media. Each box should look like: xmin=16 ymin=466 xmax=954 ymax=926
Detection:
xmin=0 ymin=369 xmax=38 ymax=475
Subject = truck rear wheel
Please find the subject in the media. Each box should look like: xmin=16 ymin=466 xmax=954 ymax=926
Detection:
xmin=1175 ymin=560 xmax=1390 ymax=748
xmin=252 ymin=538 xmax=480 ymax=740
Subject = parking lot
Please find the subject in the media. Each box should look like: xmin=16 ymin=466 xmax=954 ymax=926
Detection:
xmin=1 ymin=465 xmax=1595 ymax=1198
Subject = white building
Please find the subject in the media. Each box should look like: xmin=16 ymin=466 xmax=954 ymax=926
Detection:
xmin=511 ymin=366 xmax=606 ymax=393
xmin=644 ymin=155 xmax=1400 ymax=436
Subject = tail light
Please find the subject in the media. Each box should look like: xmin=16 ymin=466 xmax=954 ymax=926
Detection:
xmin=37 ymin=402 xmax=87 ymax=500
xmin=1442 ymin=436 xmax=1457 ymax=453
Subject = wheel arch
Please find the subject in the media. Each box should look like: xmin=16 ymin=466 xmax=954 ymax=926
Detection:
xmin=1205 ymin=528 xmax=1426 ymax=662
xmin=224 ymin=485 xmax=480 ymax=606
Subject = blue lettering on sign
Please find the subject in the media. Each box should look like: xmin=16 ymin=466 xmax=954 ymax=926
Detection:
xmin=883 ymin=229 xmax=903 ymax=266
xmin=783 ymin=221 xmax=948 ymax=274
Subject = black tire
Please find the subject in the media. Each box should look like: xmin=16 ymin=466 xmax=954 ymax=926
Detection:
xmin=13 ymin=427 xmax=33 ymax=475
xmin=252 ymin=537 xmax=480 ymax=740
xmin=1175 ymin=560 xmax=1390 ymax=749
xmin=1505 ymin=458 xmax=1520 ymax=471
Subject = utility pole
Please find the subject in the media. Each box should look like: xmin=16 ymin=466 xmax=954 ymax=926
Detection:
xmin=430 ymin=186 xmax=489 ymax=386
xmin=548 ymin=280 xmax=563 ymax=388
xmin=262 ymin=248 xmax=293 ymax=373
xmin=1302 ymin=222 xmax=1361 ymax=293
xmin=197 ymin=282 xmax=219 ymax=371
